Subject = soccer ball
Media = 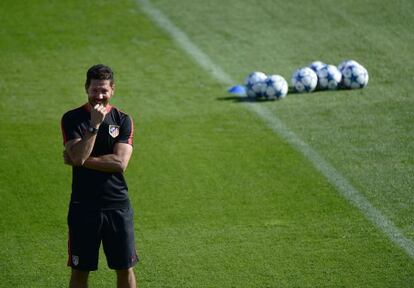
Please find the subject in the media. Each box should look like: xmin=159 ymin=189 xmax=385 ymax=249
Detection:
xmin=341 ymin=62 xmax=369 ymax=89
xmin=265 ymin=75 xmax=288 ymax=100
xmin=291 ymin=67 xmax=318 ymax=93
xmin=316 ymin=64 xmax=342 ymax=90
xmin=337 ymin=59 xmax=360 ymax=73
xmin=245 ymin=71 xmax=267 ymax=98
xmin=309 ymin=61 xmax=326 ymax=73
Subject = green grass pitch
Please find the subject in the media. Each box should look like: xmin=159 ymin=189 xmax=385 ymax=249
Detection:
xmin=0 ymin=0 xmax=413 ymax=287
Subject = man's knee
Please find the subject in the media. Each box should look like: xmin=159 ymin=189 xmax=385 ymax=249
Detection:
xmin=116 ymin=267 xmax=134 ymax=277
xmin=70 ymin=269 xmax=89 ymax=288
xmin=116 ymin=268 xmax=136 ymax=287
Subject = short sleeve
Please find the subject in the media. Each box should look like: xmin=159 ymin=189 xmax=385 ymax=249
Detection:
xmin=61 ymin=113 xmax=82 ymax=145
xmin=117 ymin=115 xmax=134 ymax=146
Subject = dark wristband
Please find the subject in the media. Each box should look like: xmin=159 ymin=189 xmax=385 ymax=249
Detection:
xmin=88 ymin=125 xmax=99 ymax=134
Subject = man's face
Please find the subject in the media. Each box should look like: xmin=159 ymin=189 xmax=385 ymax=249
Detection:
xmin=86 ymin=79 xmax=114 ymax=107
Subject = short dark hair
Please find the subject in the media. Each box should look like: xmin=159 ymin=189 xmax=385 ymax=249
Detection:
xmin=85 ymin=64 xmax=114 ymax=88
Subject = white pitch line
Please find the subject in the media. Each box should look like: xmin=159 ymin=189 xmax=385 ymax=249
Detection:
xmin=136 ymin=0 xmax=414 ymax=260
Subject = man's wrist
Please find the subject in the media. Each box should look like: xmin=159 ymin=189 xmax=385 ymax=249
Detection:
xmin=88 ymin=124 xmax=99 ymax=134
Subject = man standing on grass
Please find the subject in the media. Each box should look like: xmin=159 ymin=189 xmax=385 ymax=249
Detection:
xmin=61 ymin=64 xmax=138 ymax=288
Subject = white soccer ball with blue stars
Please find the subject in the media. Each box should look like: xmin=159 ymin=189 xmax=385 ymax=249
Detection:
xmin=245 ymin=71 xmax=267 ymax=98
xmin=338 ymin=59 xmax=360 ymax=73
xmin=264 ymin=75 xmax=288 ymax=100
xmin=340 ymin=61 xmax=369 ymax=89
xmin=291 ymin=67 xmax=318 ymax=93
xmin=316 ymin=64 xmax=342 ymax=90
xmin=309 ymin=61 xmax=326 ymax=73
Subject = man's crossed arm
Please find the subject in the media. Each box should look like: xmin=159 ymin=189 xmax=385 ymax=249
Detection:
xmin=64 ymin=139 xmax=133 ymax=173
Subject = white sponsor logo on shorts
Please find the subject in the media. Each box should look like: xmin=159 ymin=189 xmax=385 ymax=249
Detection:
xmin=72 ymin=255 xmax=79 ymax=266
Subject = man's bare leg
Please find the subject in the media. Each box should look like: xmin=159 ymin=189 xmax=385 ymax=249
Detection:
xmin=70 ymin=269 xmax=89 ymax=288
xmin=116 ymin=268 xmax=136 ymax=288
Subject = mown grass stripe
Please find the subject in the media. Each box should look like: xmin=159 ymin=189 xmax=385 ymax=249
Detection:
xmin=136 ymin=0 xmax=414 ymax=260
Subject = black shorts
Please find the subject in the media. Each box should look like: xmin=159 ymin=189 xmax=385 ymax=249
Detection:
xmin=67 ymin=204 xmax=138 ymax=271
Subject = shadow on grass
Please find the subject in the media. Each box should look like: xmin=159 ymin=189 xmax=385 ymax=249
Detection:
xmin=217 ymin=87 xmax=346 ymax=103
xmin=217 ymin=96 xmax=268 ymax=103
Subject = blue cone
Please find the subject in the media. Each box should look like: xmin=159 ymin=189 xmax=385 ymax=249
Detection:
xmin=227 ymin=85 xmax=246 ymax=96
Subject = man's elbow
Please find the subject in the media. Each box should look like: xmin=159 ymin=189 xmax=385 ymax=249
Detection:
xmin=118 ymin=159 xmax=130 ymax=173
xmin=119 ymin=162 xmax=128 ymax=173
xmin=72 ymin=157 xmax=86 ymax=167
xmin=68 ymin=152 xmax=87 ymax=167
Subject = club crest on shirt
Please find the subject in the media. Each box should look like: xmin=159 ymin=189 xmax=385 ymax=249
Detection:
xmin=109 ymin=125 xmax=120 ymax=138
